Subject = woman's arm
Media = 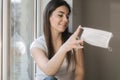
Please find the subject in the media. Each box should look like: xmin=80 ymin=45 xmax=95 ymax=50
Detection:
xmin=31 ymin=46 xmax=67 ymax=76
xmin=74 ymin=49 xmax=85 ymax=80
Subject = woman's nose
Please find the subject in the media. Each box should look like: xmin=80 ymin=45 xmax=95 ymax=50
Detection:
xmin=63 ymin=16 xmax=68 ymax=22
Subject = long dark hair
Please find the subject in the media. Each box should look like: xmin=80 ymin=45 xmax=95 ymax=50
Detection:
xmin=43 ymin=0 xmax=75 ymax=70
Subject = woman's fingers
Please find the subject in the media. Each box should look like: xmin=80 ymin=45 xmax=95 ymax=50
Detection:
xmin=74 ymin=40 xmax=84 ymax=49
xmin=73 ymin=25 xmax=82 ymax=37
xmin=71 ymin=25 xmax=84 ymax=49
xmin=77 ymin=39 xmax=84 ymax=46
xmin=63 ymin=25 xmax=84 ymax=52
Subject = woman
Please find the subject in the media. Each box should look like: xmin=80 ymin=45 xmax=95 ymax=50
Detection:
xmin=30 ymin=0 xmax=84 ymax=80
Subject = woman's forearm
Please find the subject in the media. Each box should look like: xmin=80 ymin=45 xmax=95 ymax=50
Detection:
xmin=42 ymin=46 xmax=67 ymax=76
xmin=75 ymin=66 xmax=84 ymax=80
xmin=74 ymin=49 xmax=85 ymax=80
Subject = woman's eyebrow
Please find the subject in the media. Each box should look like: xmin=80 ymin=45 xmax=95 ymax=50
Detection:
xmin=57 ymin=11 xmax=69 ymax=15
xmin=57 ymin=11 xmax=65 ymax=14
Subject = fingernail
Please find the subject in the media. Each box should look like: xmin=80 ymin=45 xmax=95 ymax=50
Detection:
xmin=79 ymin=25 xmax=83 ymax=29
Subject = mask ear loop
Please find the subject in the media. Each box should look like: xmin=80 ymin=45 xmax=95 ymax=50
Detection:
xmin=108 ymin=33 xmax=114 ymax=52
xmin=108 ymin=47 xmax=112 ymax=52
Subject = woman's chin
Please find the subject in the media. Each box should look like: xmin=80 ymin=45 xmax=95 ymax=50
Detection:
xmin=59 ymin=29 xmax=66 ymax=32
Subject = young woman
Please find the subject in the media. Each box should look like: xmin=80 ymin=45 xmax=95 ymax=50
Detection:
xmin=30 ymin=0 xmax=84 ymax=80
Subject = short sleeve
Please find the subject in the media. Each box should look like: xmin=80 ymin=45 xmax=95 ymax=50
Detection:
xmin=30 ymin=35 xmax=48 ymax=54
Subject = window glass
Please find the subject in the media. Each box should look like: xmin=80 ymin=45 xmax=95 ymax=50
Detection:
xmin=10 ymin=0 xmax=34 ymax=80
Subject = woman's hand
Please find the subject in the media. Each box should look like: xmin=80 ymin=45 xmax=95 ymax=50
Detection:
xmin=61 ymin=25 xmax=84 ymax=52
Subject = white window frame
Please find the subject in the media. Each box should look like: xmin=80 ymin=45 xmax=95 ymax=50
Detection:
xmin=2 ymin=0 xmax=11 ymax=80
xmin=0 ymin=0 xmax=3 ymax=80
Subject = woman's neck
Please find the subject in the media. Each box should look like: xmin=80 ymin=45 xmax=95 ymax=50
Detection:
xmin=51 ymin=28 xmax=62 ymax=41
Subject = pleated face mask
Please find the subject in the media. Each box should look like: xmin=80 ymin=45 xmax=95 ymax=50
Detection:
xmin=80 ymin=27 xmax=113 ymax=49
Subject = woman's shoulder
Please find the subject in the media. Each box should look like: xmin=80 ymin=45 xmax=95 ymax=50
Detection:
xmin=30 ymin=35 xmax=47 ymax=51
xmin=36 ymin=35 xmax=45 ymax=42
xmin=32 ymin=35 xmax=45 ymax=44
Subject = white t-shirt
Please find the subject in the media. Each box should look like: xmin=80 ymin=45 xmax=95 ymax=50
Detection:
xmin=30 ymin=35 xmax=74 ymax=80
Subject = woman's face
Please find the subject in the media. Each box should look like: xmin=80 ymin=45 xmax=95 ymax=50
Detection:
xmin=50 ymin=6 xmax=70 ymax=33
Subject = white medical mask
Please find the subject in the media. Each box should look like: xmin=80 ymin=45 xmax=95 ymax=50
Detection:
xmin=80 ymin=27 xmax=113 ymax=49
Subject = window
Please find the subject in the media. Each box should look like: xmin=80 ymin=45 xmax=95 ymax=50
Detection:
xmin=1 ymin=0 xmax=35 ymax=80
xmin=10 ymin=0 xmax=34 ymax=80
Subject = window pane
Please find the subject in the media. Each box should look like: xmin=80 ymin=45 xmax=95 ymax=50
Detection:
xmin=10 ymin=0 xmax=34 ymax=80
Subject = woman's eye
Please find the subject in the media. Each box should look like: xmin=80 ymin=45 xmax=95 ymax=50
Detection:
xmin=58 ymin=14 xmax=63 ymax=17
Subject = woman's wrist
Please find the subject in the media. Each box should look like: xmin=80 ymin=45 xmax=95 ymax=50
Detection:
xmin=59 ymin=45 xmax=68 ymax=54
